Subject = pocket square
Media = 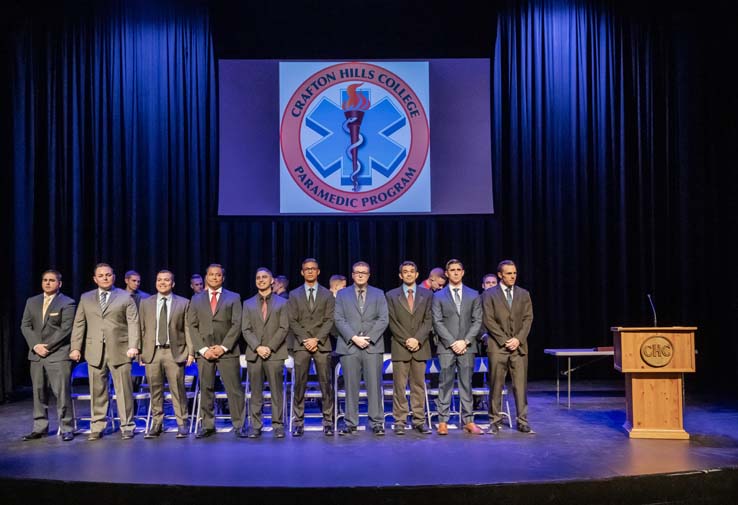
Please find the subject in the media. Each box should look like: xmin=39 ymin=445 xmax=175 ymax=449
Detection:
xmin=49 ymin=312 xmax=60 ymax=316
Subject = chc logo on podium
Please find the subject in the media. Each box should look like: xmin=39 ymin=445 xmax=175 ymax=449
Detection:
xmin=640 ymin=336 xmax=674 ymax=367
xmin=280 ymin=62 xmax=430 ymax=213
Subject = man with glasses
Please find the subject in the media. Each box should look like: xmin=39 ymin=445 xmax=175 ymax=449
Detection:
xmin=334 ymin=261 xmax=388 ymax=435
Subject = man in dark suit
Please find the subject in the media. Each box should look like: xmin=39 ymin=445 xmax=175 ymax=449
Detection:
xmin=124 ymin=270 xmax=150 ymax=309
xmin=188 ymin=263 xmax=246 ymax=438
xmin=287 ymin=258 xmax=336 ymax=436
xmin=482 ymin=260 xmax=534 ymax=434
xmin=20 ymin=269 xmax=76 ymax=441
xmin=242 ymin=268 xmax=289 ymax=438
xmin=139 ymin=270 xmax=194 ymax=439
xmin=70 ymin=263 xmax=141 ymax=440
xmin=334 ymin=261 xmax=389 ymax=435
xmin=431 ymin=259 xmax=484 ymax=435
xmin=386 ymin=261 xmax=433 ymax=435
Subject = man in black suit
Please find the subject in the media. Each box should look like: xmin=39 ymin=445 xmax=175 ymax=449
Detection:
xmin=386 ymin=261 xmax=433 ymax=435
xmin=482 ymin=260 xmax=534 ymax=434
xmin=188 ymin=263 xmax=246 ymax=438
xmin=242 ymin=268 xmax=290 ymax=438
xmin=287 ymin=258 xmax=336 ymax=436
xmin=20 ymin=270 xmax=76 ymax=441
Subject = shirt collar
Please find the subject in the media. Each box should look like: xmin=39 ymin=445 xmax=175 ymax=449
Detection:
xmin=402 ymin=284 xmax=417 ymax=296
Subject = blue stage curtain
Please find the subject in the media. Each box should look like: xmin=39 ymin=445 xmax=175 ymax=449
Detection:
xmin=2 ymin=1 xmax=737 ymax=398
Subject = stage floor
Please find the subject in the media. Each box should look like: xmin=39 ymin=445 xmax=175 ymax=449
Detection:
xmin=2 ymin=380 xmax=737 ymax=491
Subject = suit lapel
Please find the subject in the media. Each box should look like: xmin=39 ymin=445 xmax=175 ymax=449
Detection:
xmin=397 ymin=291 xmax=411 ymax=314
xmin=41 ymin=295 xmax=55 ymax=327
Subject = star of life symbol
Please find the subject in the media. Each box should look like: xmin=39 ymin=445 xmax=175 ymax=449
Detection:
xmin=281 ymin=62 xmax=430 ymax=212
xmin=305 ymin=87 xmax=407 ymax=191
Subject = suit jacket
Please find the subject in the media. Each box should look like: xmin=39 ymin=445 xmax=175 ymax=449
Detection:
xmin=139 ymin=293 xmax=193 ymax=364
xmin=385 ymin=286 xmax=433 ymax=361
xmin=481 ymin=284 xmax=533 ymax=356
xmin=334 ymin=284 xmax=388 ymax=355
xmin=241 ymin=293 xmax=289 ymax=361
xmin=187 ymin=288 xmax=243 ymax=359
xmin=21 ymin=292 xmax=76 ymax=363
xmin=287 ymin=284 xmax=335 ymax=353
xmin=431 ymin=285 xmax=483 ymax=355
xmin=129 ymin=290 xmax=150 ymax=309
xmin=71 ymin=287 xmax=141 ymax=367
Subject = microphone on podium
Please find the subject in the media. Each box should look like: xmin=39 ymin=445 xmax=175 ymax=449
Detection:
xmin=646 ymin=293 xmax=658 ymax=327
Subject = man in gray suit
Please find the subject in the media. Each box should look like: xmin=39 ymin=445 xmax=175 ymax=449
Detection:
xmin=431 ymin=259 xmax=484 ymax=435
xmin=139 ymin=270 xmax=194 ymax=439
xmin=242 ymin=268 xmax=289 ymax=438
xmin=70 ymin=263 xmax=141 ymax=440
xmin=334 ymin=261 xmax=389 ymax=435
xmin=20 ymin=269 xmax=76 ymax=441
xmin=386 ymin=261 xmax=433 ymax=435
xmin=482 ymin=260 xmax=533 ymax=434
xmin=124 ymin=270 xmax=150 ymax=309
xmin=188 ymin=263 xmax=246 ymax=438
xmin=287 ymin=258 xmax=336 ymax=437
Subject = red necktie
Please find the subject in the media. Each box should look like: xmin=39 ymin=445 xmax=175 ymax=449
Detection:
xmin=210 ymin=291 xmax=218 ymax=315
xmin=407 ymin=288 xmax=414 ymax=312
xmin=261 ymin=298 xmax=268 ymax=321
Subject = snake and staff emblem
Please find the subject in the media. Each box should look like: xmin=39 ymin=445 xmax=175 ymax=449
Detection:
xmin=341 ymin=83 xmax=371 ymax=191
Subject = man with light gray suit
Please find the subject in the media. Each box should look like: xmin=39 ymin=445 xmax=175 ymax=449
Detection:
xmin=70 ymin=263 xmax=141 ymax=440
xmin=139 ymin=270 xmax=194 ymax=439
xmin=334 ymin=261 xmax=389 ymax=435
xmin=431 ymin=259 xmax=484 ymax=435
xmin=21 ymin=269 xmax=76 ymax=441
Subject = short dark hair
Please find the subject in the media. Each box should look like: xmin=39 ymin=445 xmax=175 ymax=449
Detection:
xmin=352 ymin=261 xmax=370 ymax=273
xmin=157 ymin=269 xmax=175 ymax=281
xmin=206 ymin=263 xmax=225 ymax=276
xmin=445 ymin=259 xmax=463 ymax=270
xmin=94 ymin=262 xmax=114 ymax=274
xmin=329 ymin=274 xmax=346 ymax=283
xmin=482 ymin=273 xmax=496 ymax=283
xmin=275 ymin=274 xmax=288 ymax=283
xmin=428 ymin=267 xmax=445 ymax=278
xmin=124 ymin=270 xmax=140 ymax=280
xmin=497 ymin=260 xmax=516 ymax=273
xmin=257 ymin=267 xmax=273 ymax=277
xmin=42 ymin=269 xmax=62 ymax=281
xmin=301 ymin=258 xmax=319 ymax=268
xmin=399 ymin=261 xmax=418 ymax=273
xmin=190 ymin=273 xmax=202 ymax=281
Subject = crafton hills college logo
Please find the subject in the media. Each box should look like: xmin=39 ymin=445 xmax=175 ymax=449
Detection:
xmin=280 ymin=62 xmax=430 ymax=212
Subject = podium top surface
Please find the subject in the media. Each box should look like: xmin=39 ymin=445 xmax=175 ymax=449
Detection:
xmin=610 ymin=326 xmax=697 ymax=332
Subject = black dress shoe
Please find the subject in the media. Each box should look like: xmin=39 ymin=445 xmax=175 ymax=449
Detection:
xmin=247 ymin=428 xmax=261 ymax=438
xmin=373 ymin=425 xmax=385 ymax=436
xmin=292 ymin=425 xmax=304 ymax=437
xmin=234 ymin=427 xmax=249 ymax=438
xmin=323 ymin=426 xmax=334 ymax=436
xmin=22 ymin=431 xmax=45 ymax=441
xmin=273 ymin=426 xmax=285 ymax=438
xmin=144 ymin=428 xmax=162 ymax=439
xmin=413 ymin=424 xmax=432 ymax=434
xmin=517 ymin=424 xmax=532 ymax=433
xmin=487 ymin=423 xmax=501 ymax=435
xmin=121 ymin=430 xmax=135 ymax=440
xmin=338 ymin=426 xmax=356 ymax=436
xmin=393 ymin=424 xmax=406 ymax=435
xmin=87 ymin=431 xmax=103 ymax=441
xmin=176 ymin=426 xmax=189 ymax=438
xmin=61 ymin=432 xmax=74 ymax=441
xmin=195 ymin=428 xmax=216 ymax=439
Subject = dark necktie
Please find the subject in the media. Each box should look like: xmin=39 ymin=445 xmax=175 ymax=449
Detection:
xmin=100 ymin=291 xmax=108 ymax=311
xmin=261 ymin=297 xmax=268 ymax=321
xmin=358 ymin=289 xmax=365 ymax=312
xmin=308 ymin=287 xmax=315 ymax=311
xmin=453 ymin=288 xmax=461 ymax=313
xmin=158 ymin=297 xmax=168 ymax=346
xmin=407 ymin=288 xmax=414 ymax=312
xmin=506 ymin=288 xmax=513 ymax=308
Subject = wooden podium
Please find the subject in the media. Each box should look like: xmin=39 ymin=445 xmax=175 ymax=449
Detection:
xmin=611 ymin=326 xmax=697 ymax=439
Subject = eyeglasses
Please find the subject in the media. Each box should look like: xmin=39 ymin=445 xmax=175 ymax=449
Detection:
xmin=352 ymin=271 xmax=370 ymax=276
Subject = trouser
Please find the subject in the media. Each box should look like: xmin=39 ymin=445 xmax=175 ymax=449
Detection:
xmin=488 ymin=349 xmax=528 ymax=427
xmin=391 ymin=359 xmax=427 ymax=427
xmin=89 ymin=345 xmax=134 ymax=433
xmin=247 ymin=358 xmax=285 ymax=430
xmin=145 ymin=348 xmax=188 ymax=428
xmin=291 ymin=350 xmax=334 ymax=427
xmin=198 ymin=356 xmax=245 ymax=430
xmin=437 ymin=352 xmax=475 ymax=424
xmin=30 ymin=359 xmax=73 ymax=433
xmin=340 ymin=351 xmax=383 ymax=428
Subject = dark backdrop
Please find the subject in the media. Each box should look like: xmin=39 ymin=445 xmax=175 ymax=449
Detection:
xmin=2 ymin=0 xmax=737 ymax=401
